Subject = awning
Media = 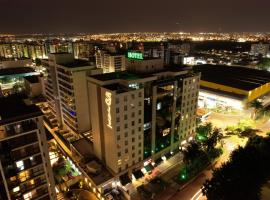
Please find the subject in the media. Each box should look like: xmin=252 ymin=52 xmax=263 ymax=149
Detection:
xmin=119 ymin=173 xmax=131 ymax=186
xmin=144 ymin=163 xmax=154 ymax=172
xmin=132 ymin=170 xmax=144 ymax=180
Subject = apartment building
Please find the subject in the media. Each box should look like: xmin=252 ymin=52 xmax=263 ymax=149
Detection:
xmin=42 ymin=53 xmax=101 ymax=134
xmin=0 ymin=96 xmax=56 ymax=200
xmin=87 ymin=57 xmax=200 ymax=175
xmin=95 ymin=50 xmax=126 ymax=73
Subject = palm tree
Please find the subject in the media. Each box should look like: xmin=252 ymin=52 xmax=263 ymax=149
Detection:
xmin=249 ymin=100 xmax=263 ymax=119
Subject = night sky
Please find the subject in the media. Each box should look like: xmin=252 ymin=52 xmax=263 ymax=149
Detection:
xmin=1 ymin=0 xmax=270 ymax=34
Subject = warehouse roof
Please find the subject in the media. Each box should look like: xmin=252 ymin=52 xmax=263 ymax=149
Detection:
xmin=194 ymin=64 xmax=270 ymax=91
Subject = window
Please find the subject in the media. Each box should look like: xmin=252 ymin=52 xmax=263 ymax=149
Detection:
xmin=138 ymin=119 xmax=141 ymax=123
xmin=131 ymin=112 xmax=135 ymax=117
xmin=116 ymin=117 xmax=120 ymax=122
xmin=138 ymin=102 xmax=142 ymax=106
xmin=117 ymin=126 xmax=120 ymax=131
xmin=132 ymin=129 xmax=135 ymax=134
xmin=132 ymin=146 xmax=135 ymax=150
xmin=118 ymin=167 xmax=122 ymax=172
xmin=138 ymin=127 xmax=141 ymax=132
xmin=131 ymin=94 xmax=135 ymax=99
xmin=125 ymin=149 xmax=128 ymax=153
xmin=132 ymin=121 xmax=135 ymax=126
xmin=117 ymin=135 xmax=120 ymax=140
xmin=138 ymin=92 xmax=142 ymax=97
xmin=116 ymin=98 xmax=119 ymax=104
xmin=13 ymin=186 xmax=20 ymax=193
xmin=124 ymin=115 xmax=127 ymax=120
xmin=132 ymin=153 xmax=135 ymax=158
xmin=118 ymin=152 xmax=121 ymax=157
xmin=132 ymin=138 xmax=135 ymax=142
xmin=125 ymin=141 xmax=128 ymax=145
xmin=125 ymin=132 xmax=128 ymax=137
xmin=138 ymin=143 xmax=141 ymax=147
xmin=125 ymin=124 xmax=128 ymax=128
xmin=138 ymin=150 xmax=141 ymax=154
xmin=116 ymin=108 xmax=119 ymax=113
xmin=139 ymin=110 xmax=142 ymax=115
xmin=16 ymin=160 xmax=24 ymax=171
xmin=124 ymin=106 xmax=127 ymax=111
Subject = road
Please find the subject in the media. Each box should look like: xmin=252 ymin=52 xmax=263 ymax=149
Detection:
xmin=206 ymin=111 xmax=246 ymax=129
xmin=167 ymin=135 xmax=246 ymax=200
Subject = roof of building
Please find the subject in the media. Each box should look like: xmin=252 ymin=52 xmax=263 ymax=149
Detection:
xmin=194 ymin=64 xmax=270 ymax=91
xmin=0 ymin=57 xmax=31 ymax=62
xmin=24 ymin=75 xmax=39 ymax=83
xmin=104 ymin=83 xmax=133 ymax=94
xmin=90 ymin=71 xmax=153 ymax=82
xmin=60 ymin=59 xmax=91 ymax=68
xmin=0 ymin=67 xmax=36 ymax=77
xmin=0 ymin=95 xmax=42 ymax=125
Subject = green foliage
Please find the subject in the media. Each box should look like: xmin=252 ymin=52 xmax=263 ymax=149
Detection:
xmin=258 ymin=58 xmax=270 ymax=71
xmin=225 ymin=119 xmax=256 ymax=138
xmin=35 ymin=58 xmax=42 ymax=66
xmin=180 ymin=128 xmax=223 ymax=183
xmin=196 ymin=122 xmax=213 ymax=139
xmin=202 ymin=136 xmax=270 ymax=200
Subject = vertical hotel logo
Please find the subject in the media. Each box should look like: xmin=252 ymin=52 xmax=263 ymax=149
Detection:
xmin=105 ymin=91 xmax=113 ymax=129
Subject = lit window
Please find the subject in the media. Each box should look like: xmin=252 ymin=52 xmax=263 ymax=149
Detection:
xmin=117 ymin=159 xmax=122 ymax=165
xmin=16 ymin=160 xmax=24 ymax=171
xmin=157 ymin=102 xmax=162 ymax=110
xmin=13 ymin=186 xmax=20 ymax=193
xmin=23 ymin=191 xmax=32 ymax=200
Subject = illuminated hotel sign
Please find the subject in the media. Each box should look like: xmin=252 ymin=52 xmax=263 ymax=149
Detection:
xmin=105 ymin=91 xmax=113 ymax=129
xmin=127 ymin=51 xmax=143 ymax=60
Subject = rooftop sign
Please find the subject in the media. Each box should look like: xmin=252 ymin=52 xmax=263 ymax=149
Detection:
xmin=127 ymin=51 xmax=143 ymax=60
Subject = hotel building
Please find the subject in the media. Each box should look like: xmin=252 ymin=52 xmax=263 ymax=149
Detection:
xmin=88 ymin=52 xmax=200 ymax=175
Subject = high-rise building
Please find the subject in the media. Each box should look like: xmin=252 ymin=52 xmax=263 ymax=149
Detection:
xmin=87 ymin=54 xmax=200 ymax=175
xmin=95 ymin=50 xmax=126 ymax=73
xmin=0 ymin=96 xmax=56 ymax=200
xmin=42 ymin=53 xmax=101 ymax=133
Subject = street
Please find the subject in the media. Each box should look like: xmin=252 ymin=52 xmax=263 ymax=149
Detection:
xmin=166 ymin=134 xmax=247 ymax=200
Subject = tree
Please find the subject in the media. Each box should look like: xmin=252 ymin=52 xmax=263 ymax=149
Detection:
xmin=203 ymin=128 xmax=223 ymax=152
xmin=196 ymin=122 xmax=213 ymax=141
xmin=35 ymin=58 xmax=42 ymax=66
xmin=249 ymin=100 xmax=263 ymax=119
xmin=182 ymin=142 xmax=202 ymax=164
xmin=258 ymin=58 xmax=270 ymax=71
xmin=202 ymin=136 xmax=270 ymax=200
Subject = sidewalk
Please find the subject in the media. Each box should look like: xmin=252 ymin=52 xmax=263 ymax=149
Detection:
xmin=130 ymin=152 xmax=184 ymax=200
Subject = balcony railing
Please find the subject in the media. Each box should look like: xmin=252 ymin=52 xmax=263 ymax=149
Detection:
xmin=0 ymin=120 xmax=38 ymax=140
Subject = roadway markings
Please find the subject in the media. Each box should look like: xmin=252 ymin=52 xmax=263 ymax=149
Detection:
xmin=191 ymin=189 xmax=203 ymax=200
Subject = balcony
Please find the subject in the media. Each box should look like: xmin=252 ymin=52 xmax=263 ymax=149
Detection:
xmin=0 ymin=133 xmax=38 ymax=152
xmin=0 ymin=119 xmax=38 ymax=141
xmin=3 ymin=155 xmax=43 ymax=178
xmin=7 ymin=167 xmax=45 ymax=189
xmin=10 ymin=180 xmax=47 ymax=200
